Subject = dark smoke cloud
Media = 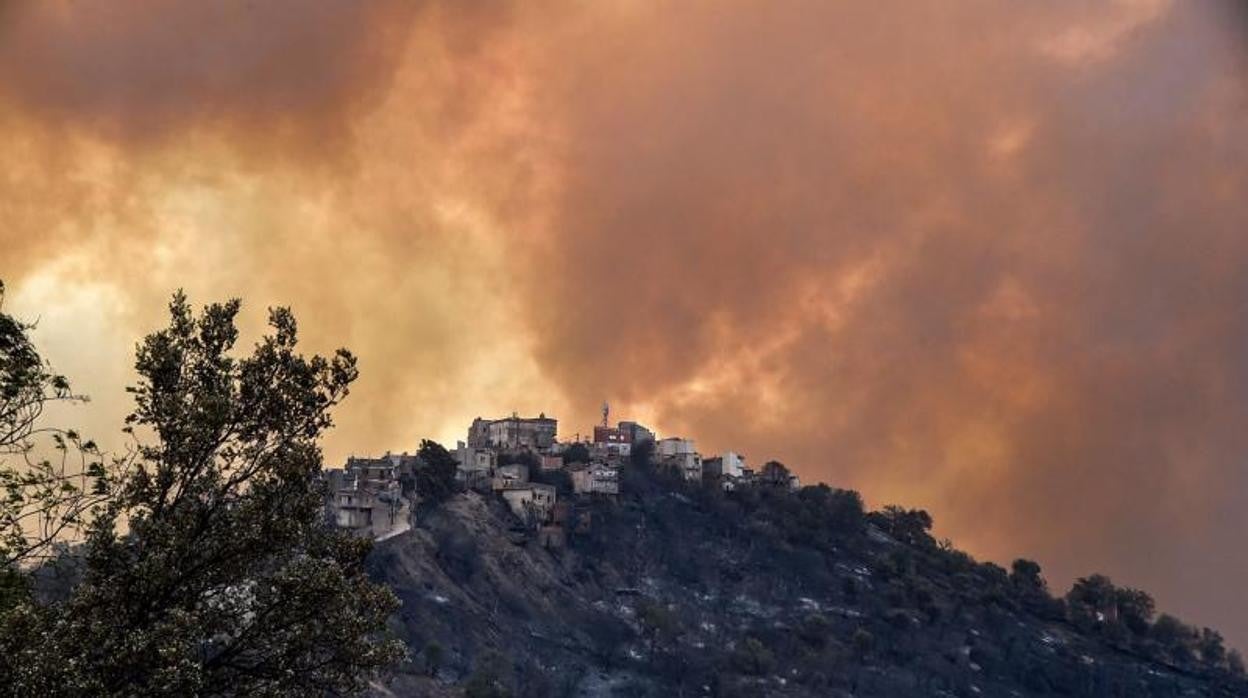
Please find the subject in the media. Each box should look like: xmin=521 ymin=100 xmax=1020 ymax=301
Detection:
xmin=0 ymin=1 xmax=414 ymax=145
xmin=2 ymin=0 xmax=1248 ymax=649
xmin=502 ymin=0 xmax=1248 ymax=646
xmin=0 ymin=0 xmax=547 ymax=465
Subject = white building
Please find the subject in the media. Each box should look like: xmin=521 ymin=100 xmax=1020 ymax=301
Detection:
xmin=500 ymin=483 xmax=557 ymax=524
xmin=704 ymin=451 xmax=745 ymax=479
xmin=455 ymin=441 xmax=496 ymax=489
xmin=570 ymin=463 xmax=620 ymax=495
xmin=657 ymin=437 xmax=696 ymax=457
xmin=657 ymin=438 xmax=702 ymax=481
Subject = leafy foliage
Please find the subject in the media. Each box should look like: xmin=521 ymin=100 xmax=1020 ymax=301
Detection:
xmin=415 ymin=439 xmax=458 ymax=503
xmin=561 ymin=442 xmax=590 ymax=465
xmin=0 ymin=282 xmax=112 ymax=593
xmin=374 ymin=439 xmax=1247 ymax=697
xmin=868 ymin=505 xmax=935 ymax=547
xmin=0 ymin=290 xmax=403 ymax=696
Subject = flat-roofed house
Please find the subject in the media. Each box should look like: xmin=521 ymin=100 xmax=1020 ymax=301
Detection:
xmin=468 ymin=413 xmax=558 ymax=450
xmin=704 ymin=451 xmax=745 ymax=479
xmin=569 ymin=462 xmax=620 ymax=495
xmin=499 ymin=482 xmax=557 ymax=525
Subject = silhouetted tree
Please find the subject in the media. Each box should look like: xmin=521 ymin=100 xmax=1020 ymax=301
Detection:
xmin=760 ymin=460 xmax=792 ymax=487
xmin=0 ymin=281 xmax=111 ymax=604
xmin=1152 ymin=613 xmax=1196 ymax=663
xmin=562 ymin=442 xmax=591 ymax=465
xmin=416 ymin=439 xmax=458 ymax=502
xmin=0 ymin=292 xmax=403 ymax=696
xmin=871 ymin=505 xmax=934 ymax=547
xmin=1230 ymin=649 xmax=1246 ymax=675
xmin=1067 ymin=574 xmax=1118 ymax=629
xmin=1199 ymin=628 xmax=1227 ymax=668
xmin=1010 ymin=559 xmax=1045 ymax=593
xmin=1114 ymin=587 xmax=1155 ymax=635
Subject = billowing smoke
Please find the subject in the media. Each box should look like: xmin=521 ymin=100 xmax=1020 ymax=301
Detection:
xmin=2 ymin=0 xmax=1247 ymax=647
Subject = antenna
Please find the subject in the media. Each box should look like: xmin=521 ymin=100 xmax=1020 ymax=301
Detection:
xmin=602 ymin=401 xmax=610 ymax=429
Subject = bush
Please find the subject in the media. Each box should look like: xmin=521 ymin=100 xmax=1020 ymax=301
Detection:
xmin=869 ymin=506 xmax=934 ymax=547
xmin=735 ymin=637 xmax=776 ymax=676
xmin=423 ymin=641 xmax=444 ymax=676
xmin=417 ymin=439 xmax=459 ymax=502
xmin=562 ymin=442 xmax=591 ymax=464
xmin=464 ymin=650 xmax=513 ymax=698
xmin=852 ymin=628 xmax=875 ymax=660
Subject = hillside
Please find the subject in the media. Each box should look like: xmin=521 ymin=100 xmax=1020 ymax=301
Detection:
xmin=367 ymin=462 xmax=1246 ymax=697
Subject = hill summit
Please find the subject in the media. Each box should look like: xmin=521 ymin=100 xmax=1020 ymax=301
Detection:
xmin=365 ymin=449 xmax=1246 ymax=697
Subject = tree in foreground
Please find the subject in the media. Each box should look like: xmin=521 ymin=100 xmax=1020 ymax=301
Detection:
xmin=0 ymin=290 xmax=403 ymax=696
xmin=0 ymin=281 xmax=110 ymax=606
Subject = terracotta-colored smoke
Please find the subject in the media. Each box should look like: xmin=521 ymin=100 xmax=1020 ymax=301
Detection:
xmin=1 ymin=0 xmax=1247 ymax=649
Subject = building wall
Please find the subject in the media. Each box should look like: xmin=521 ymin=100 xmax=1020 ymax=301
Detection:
xmin=571 ymin=465 xmax=620 ymax=495
xmin=501 ymin=484 xmax=556 ymax=523
xmin=492 ymin=463 xmax=530 ymax=491
xmin=619 ymin=421 xmax=655 ymax=444
xmin=473 ymin=414 xmax=558 ymax=450
xmin=593 ymin=425 xmax=623 ymax=444
xmin=467 ymin=418 xmax=493 ymax=449
xmin=658 ymin=437 xmax=696 ymax=457
xmin=456 ymin=442 xmax=496 ymax=475
xmin=328 ymin=456 xmax=407 ymax=539
xmin=678 ymin=452 xmax=702 ymax=481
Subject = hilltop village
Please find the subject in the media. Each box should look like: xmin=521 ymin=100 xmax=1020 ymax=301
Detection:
xmin=322 ymin=408 xmax=800 ymax=542
xmin=347 ymin=411 xmax=1248 ymax=697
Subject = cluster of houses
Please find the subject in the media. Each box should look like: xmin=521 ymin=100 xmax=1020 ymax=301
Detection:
xmin=323 ymin=453 xmax=415 ymax=540
xmin=323 ymin=409 xmax=800 ymax=542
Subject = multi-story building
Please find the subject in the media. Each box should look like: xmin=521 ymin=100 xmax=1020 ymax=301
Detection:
xmin=333 ymin=486 xmax=381 ymax=530
xmin=592 ymin=424 xmax=630 ymax=453
xmin=328 ymin=456 xmax=406 ymax=538
xmin=618 ymin=421 xmax=655 ymax=444
xmin=657 ymin=437 xmax=702 ymax=481
xmin=704 ymin=451 xmax=745 ymax=479
xmin=760 ymin=460 xmax=802 ymax=491
xmin=467 ymin=418 xmax=493 ymax=449
xmin=456 ymin=441 xmax=495 ymax=471
xmin=467 ymin=413 xmax=558 ymax=450
xmin=657 ymin=437 xmax=696 ymax=458
xmin=593 ymin=420 xmax=654 ymax=455
xmin=343 ymin=456 xmax=400 ymax=486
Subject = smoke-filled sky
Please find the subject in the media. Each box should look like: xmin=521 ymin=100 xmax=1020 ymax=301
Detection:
xmin=2 ymin=0 xmax=1247 ymax=647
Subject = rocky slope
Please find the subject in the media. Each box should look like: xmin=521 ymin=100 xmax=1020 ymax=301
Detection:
xmin=366 ymin=465 xmax=1245 ymax=697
